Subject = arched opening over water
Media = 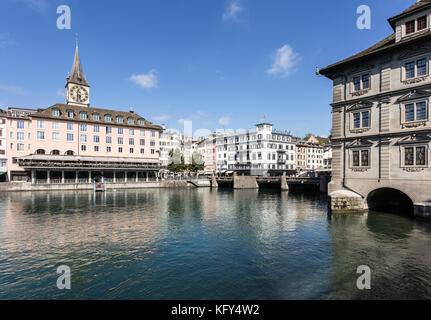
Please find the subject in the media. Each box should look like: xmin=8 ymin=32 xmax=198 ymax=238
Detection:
xmin=367 ymin=188 xmax=414 ymax=216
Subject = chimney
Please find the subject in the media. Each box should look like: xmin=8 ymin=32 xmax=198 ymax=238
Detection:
xmin=130 ymin=107 xmax=134 ymax=113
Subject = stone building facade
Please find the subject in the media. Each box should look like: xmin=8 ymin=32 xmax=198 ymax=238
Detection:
xmin=320 ymin=0 xmax=431 ymax=216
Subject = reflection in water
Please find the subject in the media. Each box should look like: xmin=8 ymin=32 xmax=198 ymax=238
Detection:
xmin=1 ymin=189 xmax=431 ymax=299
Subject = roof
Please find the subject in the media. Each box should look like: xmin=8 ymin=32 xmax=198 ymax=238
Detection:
xmin=388 ymin=0 xmax=431 ymax=29
xmin=30 ymin=104 xmax=163 ymax=130
xmin=67 ymin=44 xmax=89 ymax=87
xmin=18 ymin=154 xmax=159 ymax=163
xmin=320 ymin=1 xmax=431 ymax=77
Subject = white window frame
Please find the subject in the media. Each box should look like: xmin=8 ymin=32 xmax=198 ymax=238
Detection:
xmin=400 ymin=144 xmax=429 ymax=168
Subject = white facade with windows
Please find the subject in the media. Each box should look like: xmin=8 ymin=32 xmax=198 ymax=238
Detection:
xmin=216 ymin=123 xmax=296 ymax=176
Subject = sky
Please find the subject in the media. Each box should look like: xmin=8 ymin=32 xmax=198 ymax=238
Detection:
xmin=0 ymin=0 xmax=418 ymax=138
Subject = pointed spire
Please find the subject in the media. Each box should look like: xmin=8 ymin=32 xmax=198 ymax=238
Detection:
xmin=67 ymin=34 xmax=89 ymax=87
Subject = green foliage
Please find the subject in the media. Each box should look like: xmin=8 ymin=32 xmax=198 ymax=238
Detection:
xmin=166 ymin=149 xmax=204 ymax=172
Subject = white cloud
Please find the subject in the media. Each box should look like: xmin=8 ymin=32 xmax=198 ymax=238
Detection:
xmin=177 ymin=118 xmax=186 ymax=125
xmin=222 ymin=0 xmax=244 ymax=23
xmin=57 ymin=88 xmax=66 ymax=98
xmin=266 ymin=44 xmax=300 ymax=78
xmin=0 ymin=84 xmax=25 ymax=95
xmin=153 ymin=115 xmax=170 ymax=122
xmin=218 ymin=115 xmax=231 ymax=127
xmin=130 ymin=69 xmax=158 ymax=89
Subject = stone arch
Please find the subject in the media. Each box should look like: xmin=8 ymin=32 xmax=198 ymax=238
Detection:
xmin=367 ymin=188 xmax=414 ymax=216
xmin=35 ymin=149 xmax=46 ymax=155
xmin=50 ymin=150 xmax=61 ymax=155
xmin=65 ymin=150 xmax=75 ymax=156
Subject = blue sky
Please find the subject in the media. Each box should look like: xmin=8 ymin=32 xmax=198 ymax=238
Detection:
xmin=0 ymin=0 xmax=417 ymax=138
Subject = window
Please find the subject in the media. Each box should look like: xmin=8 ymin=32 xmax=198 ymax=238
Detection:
xmin=129 ymin=129 xmax=134 ymax=136
xmin=140 ymin=139 xmax=145 ymax=146
xmin=106 ymin=126 xmax=112 ymax=134
xmin=151 ymin=149 xmax=155 ymax=154
xmin=140 ymin=149 xmax=145 ymax=154
xmin=130 ymin=148 xmax=134 ymax=153
xmin=67 ymin=133 xmax=74 ymax=142
xmin=80 ymin=124 xmax=87 ymax=132
xmin=417 ymin=58 xmax=427 ymax=76
xmin=116 ymin=116 xmax=123 ymax=123
xmin=362 ymin=74 xmax=370 ymax=89
xmin=17 ymin=143 xmax=24 ymax=152
xmin=352 ymin=150 xmax=369 ymax=167
xmin=105 ymin=115 xmax=112 ymax=122
xmin=404 ymin=146 xmax=427 ymax=167
xmin=37 ymin=131 xmax=45 ymax=140
xmin=94 ymin=146 xmax=99 ymax=152
xmin=118 ymin=147 xmax=123 ymax=153
xmin=129 ymin=138 xmax=134 ymax=145
xmin=406 ymin=20 xmax=415 ymax=35
xmin=52 ymin=122 xmax=60 ymax=130
xmin=67 ymin=123 xmax=73 ymax=131
xmin=118 ymin=137 xmax=123 ymax=145
xmin=106 ymin=136 xmax=112 ymax=144
xmin=406 ymin=58 xmax=428 ymax=79
xmin=93 ymin=125 xmax=100 ymax=133
xmin=52 ymin=109 xmax=60 ymax=117
xmin=80 ymin=134 xmax=87 ymax=143
xmin=17 ymin=121 xmax=25 ymax=129
xmin=37 ymin=120 xmax=45 ymax=129
xmin=150 ymin=141 xmax=155 ymax=147
xmin=81 ymin=145 xmax=86 ymax=151
xmin=404 ymin=102 xmax=427 ymax=122
xmin=128 ymin=117 xmax=134 ymax=124
xmin=17 ymin=132 xmax=24 ymax=141
xmin=353 ymin=74 xmax=370 ymax=91
xmin=67 ymin=110 xmax=74 ymax=118
xmin=80 ymin=112 xmax=88 ymax=119
xmin=138 ymin=119 xmax=144 ymax=125
xmin=52 ymin=132 xmax=60 ymax=141
xmin=118 ymin=127 xmax=123 ymax=135
xmin=93 ymin=113 xmax=100 ymax=121
xmin=151 ymin=130 xmax=155 ymax=137
xmin=107 ymin=146 xmax=111 ymax=153
xmin=418 ymin=16 xmax=427 ymax=31
xmin=140 ymin=130 xmax=145 ymax=136
xmin=362 ymin=111 xmax=370 ymax=127
xmin=93 ymin=136 xmax=99 ymax=143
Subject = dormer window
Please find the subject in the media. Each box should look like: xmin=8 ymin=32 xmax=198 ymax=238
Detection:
xmin=138 ymin=119 xmax=144 ymax=125
xmin=116 ymin=116 xmax=123 ymax=123
xmin=128 ymin=117 xmax=134 ymax=125
xmin=406 ymin=20 xmax=415 ymax=35
xmin=80 ymin=112 xmax=88 ymax=120
xmin=418 ymin=16 xmax=427 ymax=31
xmin=52 ymin=109 xmax=60 ymax=117
xmin=66 ymin=110 xmax=74 ymax=118
xmin=105 ymin=114 xmax=112 ymax=122
xmin=405 ymin=16 xmax=428 ymax=36
xmin=93 ymin=113 xmax=100 ymax=120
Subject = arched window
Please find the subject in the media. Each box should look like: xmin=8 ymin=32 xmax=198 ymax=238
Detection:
xmin=105 ymin=114 xmax=112 ymax=122
xmin=138 ymin=118 xmax=145 ymax=125
xmin=52 ymin=109 xmax=60 ymax=117
xmin=66 ymin=110 xmax=74 ymax=118
xmin=93 ymin=113 xmax=100 ymax=121
xmin=128 ymin=117 xmax=134 ymax=125
xmin=80 ymin=111 xmax=88 ymax=120
xmin=116 ymin=116 xmax=123 ymax=123
xmin=35 ymin=149 xmax=46 ymax=155
xmin=50 ymin=150 xmax=60 ymax=155
xmin=65 ymin=150 xmax=74 ymax=156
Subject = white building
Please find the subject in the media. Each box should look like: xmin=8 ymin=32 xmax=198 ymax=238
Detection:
xmin=159 ymin=130 xmax=181 ymax=166
xmin=0 ymin=109 xmax=7 ymax=181
xmin=216 ymin=123 xmax=296 ymax=176
xmin=306 ymin=144 xmax=324 ymax=170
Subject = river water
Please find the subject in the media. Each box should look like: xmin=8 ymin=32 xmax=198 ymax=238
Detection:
xmin=1 ymin=188 xmax=431 ymax=300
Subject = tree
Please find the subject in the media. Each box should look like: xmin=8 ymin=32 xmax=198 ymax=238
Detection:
xmin=304 ymin=133 xmax=314 ymax=141
xmin=188 ymin=152 xmax=205 ymax=172
xmin=167 ymin=148 xmax=186 ymax=172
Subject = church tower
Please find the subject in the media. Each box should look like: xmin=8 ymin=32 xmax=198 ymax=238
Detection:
xmin=65 ymin=38 xmax=90 ymax=107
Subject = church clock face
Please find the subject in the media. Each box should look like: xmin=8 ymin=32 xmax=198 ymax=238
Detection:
xmin=70 ymin=86 xmax=89 ymax=103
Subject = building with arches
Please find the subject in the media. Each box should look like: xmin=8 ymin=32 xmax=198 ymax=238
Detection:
xmin=5 ymin=42 xmax=163 ymax=183
xmin=320 ymin=0 xmax=431 ymax=217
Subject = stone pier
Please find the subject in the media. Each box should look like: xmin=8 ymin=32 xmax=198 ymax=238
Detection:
xmin=281 ymin=175 xmax=289 ymax=191
xmin=211 ymin=175 xmax=218 ymax=188
xmin=329 ymin=190 xmax=367 ymax=214
xmin=233 ymin=175 xmax=259 ymax=189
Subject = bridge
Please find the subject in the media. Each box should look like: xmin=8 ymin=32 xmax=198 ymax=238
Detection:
xmin=187 ymin=175 xmax=329 ymax=193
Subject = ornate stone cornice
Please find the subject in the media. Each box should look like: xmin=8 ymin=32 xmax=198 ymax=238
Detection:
xmin=396 ymin=133 xmax=431 ymax=145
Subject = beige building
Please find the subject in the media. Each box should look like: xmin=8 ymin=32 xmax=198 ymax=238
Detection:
xmin=320 ymin=0 xmax=431 ymax=217
xmin=5 ymin=43 xmax=163 ymax=183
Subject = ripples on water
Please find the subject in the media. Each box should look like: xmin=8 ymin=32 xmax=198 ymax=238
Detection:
xmin=1 ymin=188 xmax=431 ymax=299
